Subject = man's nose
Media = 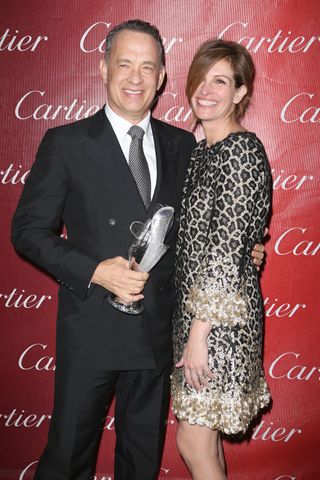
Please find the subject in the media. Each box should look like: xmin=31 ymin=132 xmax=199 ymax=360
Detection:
xmin=128 ymin=67 xmax=143 ymax=84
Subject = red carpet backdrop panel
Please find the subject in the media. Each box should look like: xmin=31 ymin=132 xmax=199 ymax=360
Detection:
xmin=0 ymin=1 xmax=319 ymax=479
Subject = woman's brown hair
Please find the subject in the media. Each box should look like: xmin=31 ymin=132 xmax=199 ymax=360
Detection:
xmin=186 ymin=39 xmax=256 ymax=120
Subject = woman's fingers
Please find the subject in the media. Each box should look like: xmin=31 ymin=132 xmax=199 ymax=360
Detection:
xmin=183 ymin=365 xmax=214 ymax=391
xmin=176 ymin=357 xmax=184 ymax=368
xmin=189 ymin=368 xmax=202 ymax=391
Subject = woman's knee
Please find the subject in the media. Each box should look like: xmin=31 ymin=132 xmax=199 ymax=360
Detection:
xmin=176 ymin=423 xmax=194 ymax=460
xmin=177 ymin=422 xmax=220 ymax=460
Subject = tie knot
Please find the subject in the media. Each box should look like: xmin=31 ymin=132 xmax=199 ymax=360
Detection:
xmin=128 ymin=125 xmax=145 ymax=140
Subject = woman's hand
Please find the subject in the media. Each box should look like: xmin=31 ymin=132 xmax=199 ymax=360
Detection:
xmin=176 ymin=319 xmax=214 ymax=391
xmin=252 ymin=227 xmax=269 ymax=270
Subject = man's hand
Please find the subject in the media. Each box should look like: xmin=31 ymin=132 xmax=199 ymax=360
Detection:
xmin=91 ymin=256 xmax=149 ymax=303
xmin=252 ymin=228 xmax=269 ymax=270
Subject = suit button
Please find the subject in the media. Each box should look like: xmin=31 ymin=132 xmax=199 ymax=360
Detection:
xmin=108 ymin=218 xmax=116 ymax=226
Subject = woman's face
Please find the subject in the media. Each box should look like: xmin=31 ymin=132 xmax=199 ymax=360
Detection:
xmin=191 ymin=58 xmax=247 ymax=125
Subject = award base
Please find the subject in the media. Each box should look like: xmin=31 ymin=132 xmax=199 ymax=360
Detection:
xmin=108 ymin=294 xmax=143 ymax=315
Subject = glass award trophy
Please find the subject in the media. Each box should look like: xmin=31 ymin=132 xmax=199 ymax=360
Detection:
xmin=108 ymin=205 xmax=174 ymax=314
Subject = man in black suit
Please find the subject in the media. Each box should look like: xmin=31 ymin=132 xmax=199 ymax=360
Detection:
xmin=12 ymin=19 xmax=196 ymax=480
xmin=12 ymin=19 xmax=264 ymax=480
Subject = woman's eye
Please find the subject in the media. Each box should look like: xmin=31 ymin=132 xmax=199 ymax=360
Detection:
xmin=216 ymin=78 xmax=226 ymax=84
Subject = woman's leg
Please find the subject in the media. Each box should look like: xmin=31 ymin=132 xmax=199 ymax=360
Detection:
xmin=218 ymin=433 xmax=226 ymax=473
xmin=176 ymin=421 xmax=227 ymax=480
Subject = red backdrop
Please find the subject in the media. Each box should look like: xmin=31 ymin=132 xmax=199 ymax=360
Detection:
xmin=1 ymin=1 xmax=319 ymax=479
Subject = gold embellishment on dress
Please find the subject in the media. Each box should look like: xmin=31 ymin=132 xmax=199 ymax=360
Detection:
xmin=171 ymin=375 xmax=270 ymax=435
xmin=187 ymin=283 xmax=247 ymax=327
xmin=186 ymin=257 xmax=248 ymax=327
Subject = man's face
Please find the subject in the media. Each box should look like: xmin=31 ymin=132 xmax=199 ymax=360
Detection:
xmin=100 ymin=30 xmax=165 ymax=124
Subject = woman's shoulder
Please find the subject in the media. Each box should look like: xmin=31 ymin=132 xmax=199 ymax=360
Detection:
xmin=189 ymin=138 xmax=207 ymax=160
xmin=194 ymin=138 xmax=207 ymax=151
xmin=222 ymin=131 xmax=265 ymax=152
xmin=222 ymin=132 xmax=268 ymax=165
xmin=216 ymin=132 xmax=271 ymax=186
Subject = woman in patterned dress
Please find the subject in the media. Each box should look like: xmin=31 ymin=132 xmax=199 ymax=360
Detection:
xmin=171 ymin=39 xmax=272 ymax=479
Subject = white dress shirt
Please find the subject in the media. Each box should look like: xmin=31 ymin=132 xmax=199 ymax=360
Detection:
xmin=105 ymin=104 xmax=157 ymax=197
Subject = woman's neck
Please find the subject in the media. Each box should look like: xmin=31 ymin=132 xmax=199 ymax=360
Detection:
xmin=203 ymin=118 xmax=245 ymax=147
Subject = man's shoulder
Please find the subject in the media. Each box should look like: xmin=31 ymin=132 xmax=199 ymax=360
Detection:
xmin=49 ymin=108 xmax=105 ymax=139
xmin=151 ymin=117 xmax=195 ymax=141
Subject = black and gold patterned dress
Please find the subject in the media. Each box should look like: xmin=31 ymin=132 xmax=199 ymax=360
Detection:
xmin=171 ymin=132 xmax=272 ymax=435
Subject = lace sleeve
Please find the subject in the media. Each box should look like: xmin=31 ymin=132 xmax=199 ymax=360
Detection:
xmin=186 ymin=138 xmax=271 ymax=327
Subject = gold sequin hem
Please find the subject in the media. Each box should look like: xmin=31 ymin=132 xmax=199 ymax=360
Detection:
xmin=171 ymin=377 xmax=271 ymax=435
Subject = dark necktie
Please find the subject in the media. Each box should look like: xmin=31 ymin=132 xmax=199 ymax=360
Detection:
xmin=128 ymin=125 xmax=151 ymax=209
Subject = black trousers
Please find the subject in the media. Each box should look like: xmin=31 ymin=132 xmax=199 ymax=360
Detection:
xmin=34 ymin=362 xmax=171 ymax=480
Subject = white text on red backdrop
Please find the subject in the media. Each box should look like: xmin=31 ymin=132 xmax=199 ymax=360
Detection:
xmin=281 ymin=92 xmax=320 ymax=123
xmin=264 ymin=297 xmax=306 ymax=318
xmin=0 ymin=165 xmax=315 ymax=195
xmin=275 ymin=477 xmax=297 ymax=480
xmin=0 ymin=288 xmax=52 ymax=309
xmin=79 ymin=21 xmax=183 ymax=54
xmin=0 ymin=28 xmax=48 ymax=51
xmin=18 ymin=459 xmax=170 ymax=479
xmin=0 ymin=409 xmax=51 ymax=428
xmin=269 ymin=352 xmax=320 ymax=381
xmin=274 ymin=227 xmax=320 ymax=256
xmin=19 ymin=461 xmax=115 ymax=480
xmin=218 ymin=22 xmax=320 ymax=54
xmin=1 ymin=164 xmax=30 ymax=185
xmin=14 ymin=90 xmax=99 ymax=121
xmin=14 ymin=89 xmax=320 ymax=127
xmin=252 ymin=420 xmax=302 ymax=443
xmin=271 ymin=169 xmax=314 ymax=191
xmin=18 ymin=343 xmax=55 ymax=371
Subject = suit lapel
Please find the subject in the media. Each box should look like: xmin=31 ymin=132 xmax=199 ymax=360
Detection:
xmin=84 ymin=109 xmax=148 ymax=212
xmin=150 ymin=117 xmax=179 ymax=210
xmin=83 ymin=110 xmax=180 ymax=215
xmin=85 ymin=109 xmax=129 ymax=186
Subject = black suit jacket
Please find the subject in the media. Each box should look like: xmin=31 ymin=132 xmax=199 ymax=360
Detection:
xmin=11 ymin=108 xmax=196 ymax=370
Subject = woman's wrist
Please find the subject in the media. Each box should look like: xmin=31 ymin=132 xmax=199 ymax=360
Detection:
xmin=190 ymin=318 xmax=211 ymax=341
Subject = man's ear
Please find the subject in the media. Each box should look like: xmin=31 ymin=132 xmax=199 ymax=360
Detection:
xmin=157 ymin=67 xmax=166 ymax=91
xmin=234 ymin=84 xmax=247 ymax=104
xmin=100 ymin=59 xmax=108 ymax=84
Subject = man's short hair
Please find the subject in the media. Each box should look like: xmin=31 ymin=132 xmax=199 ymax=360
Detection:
xmin=105 ymin=19 xmax=165 ymax=67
